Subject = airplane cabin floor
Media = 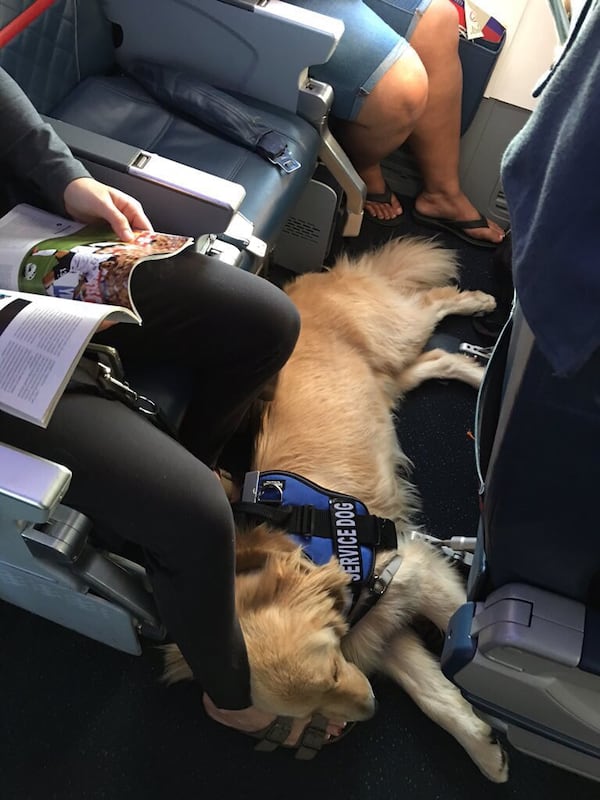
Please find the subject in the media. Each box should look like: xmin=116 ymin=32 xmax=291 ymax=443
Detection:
xmin=3 ymin=198 xmax=597 ymax=800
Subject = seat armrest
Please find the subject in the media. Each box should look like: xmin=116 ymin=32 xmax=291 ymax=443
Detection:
xmin=45 ymin=117 xmax=246 ymax=237
xmin=0 ymin=444 xmax=71 ymax=524
xmin=100 ymin=0 xmax=344 ymax=113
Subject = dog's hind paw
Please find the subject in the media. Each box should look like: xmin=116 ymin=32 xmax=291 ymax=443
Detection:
xmin=473 ymin=735 xmax=509 ymax=783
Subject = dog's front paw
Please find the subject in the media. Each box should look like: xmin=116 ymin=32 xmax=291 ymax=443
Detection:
xmin=470 ymin=291 xmax=497 ymax=316
xmin=473 ymin=735 xmax=509 ymax=783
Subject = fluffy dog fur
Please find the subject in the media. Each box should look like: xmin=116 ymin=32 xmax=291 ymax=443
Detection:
xmin=165 ymin=237 xmax=508 ymax=782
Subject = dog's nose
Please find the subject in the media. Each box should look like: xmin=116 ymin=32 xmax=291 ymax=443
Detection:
xmin=359 ymin=691 xmax=377 ymax=720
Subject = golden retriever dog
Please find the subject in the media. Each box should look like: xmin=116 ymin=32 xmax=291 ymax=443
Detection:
xmin=166 ymin=237 xmax=508 ymax=782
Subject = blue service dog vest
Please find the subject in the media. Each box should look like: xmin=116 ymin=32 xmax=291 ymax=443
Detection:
xmin=238 ymin=471 xmax=398 ymax=596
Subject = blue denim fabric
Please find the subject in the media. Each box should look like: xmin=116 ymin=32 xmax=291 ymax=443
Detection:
xmin=290 ymin=0 xmax=433 ymax=119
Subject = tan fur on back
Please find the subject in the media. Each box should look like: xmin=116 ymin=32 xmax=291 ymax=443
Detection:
xmin=254 ymin=237 xmax=461 ymax=530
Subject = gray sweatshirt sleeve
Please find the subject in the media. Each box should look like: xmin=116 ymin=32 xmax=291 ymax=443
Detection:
xmin=0 ymin=68 xmax=90 ymax=212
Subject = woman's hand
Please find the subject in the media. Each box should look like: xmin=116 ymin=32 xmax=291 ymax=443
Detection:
xmin=63 ymin=177 xmax=153 ymax=242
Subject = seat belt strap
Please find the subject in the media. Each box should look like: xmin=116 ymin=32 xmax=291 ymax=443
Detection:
xmin=129 ymin=61 xmax=301 ymax=172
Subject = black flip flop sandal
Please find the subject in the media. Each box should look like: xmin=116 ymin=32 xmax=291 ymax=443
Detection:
xmin=251 ymin=714 xmax=357 ymax=760
xmin=412 ymin=208 xmax=502 ymax=249
xmin=364 ymin=183 xmax=404 ymax=228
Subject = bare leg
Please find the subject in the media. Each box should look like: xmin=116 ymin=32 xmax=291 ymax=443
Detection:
xmin=408 ymin=0 xmax=504 ymax=244
xmin=334 ymin=48 xmax=428 ymax=222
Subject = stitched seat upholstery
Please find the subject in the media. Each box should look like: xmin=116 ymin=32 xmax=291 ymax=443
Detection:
xmin=52 ymin=75 xmax=320 ymax=245
xmin=0 ymin=0 xmax=320 ymax=259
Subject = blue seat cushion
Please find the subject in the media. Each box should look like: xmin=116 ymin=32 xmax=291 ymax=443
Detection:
xmin=51 ymin=75 xmax=320 ymax=245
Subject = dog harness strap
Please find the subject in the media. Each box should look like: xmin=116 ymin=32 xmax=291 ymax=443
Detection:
xmin=232 ymin=501 xmax=292 ymax=526
xmin=238 ymin=471 xmax=400 ymax=615
xmin=348 ymin=554 xmax=403 ymax=627
xmin=232 ymin=502 xmax=396 ymax=549
xmin=289 ymin=504 xmax=396 ymax=548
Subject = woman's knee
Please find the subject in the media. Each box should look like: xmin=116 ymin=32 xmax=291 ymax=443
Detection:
xmin=373 ymin=48 xmax=429 ymax=131
xmin=244 ymin=280 xmax=301 ymax=367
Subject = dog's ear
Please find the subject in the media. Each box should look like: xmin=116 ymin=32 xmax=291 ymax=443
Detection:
xmin=236 ymin=550 xmax=302 ymax=612
xmin=235 ymin=523 xmax=297 ymax=574
xmin=302 ymin=558 xmax=352 ymax=625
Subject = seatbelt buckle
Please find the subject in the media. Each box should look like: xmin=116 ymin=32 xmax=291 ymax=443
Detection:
xmin=268 ymin=149 xmax=301 ymax=173
xmin=256 ymin=131 xmax=301 ymax=173
xmin=408 ymin=530 xmax=474 ymax=567
xmin=214 ymin=232 xmax=267 ymax=259
xmin=244 ymin=235 xmax=267 ymax=259
xmin=458 ymin=342 xmax=494 ymax=364
xmin=424 ymin=334 xmax=493 ymax=365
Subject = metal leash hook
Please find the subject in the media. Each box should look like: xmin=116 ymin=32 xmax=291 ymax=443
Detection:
xmin=96 ymin=361 xmax=159 ymax=418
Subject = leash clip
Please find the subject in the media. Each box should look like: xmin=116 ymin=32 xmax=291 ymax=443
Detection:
xmin=96 ymin=362 xmax=159 ymax=417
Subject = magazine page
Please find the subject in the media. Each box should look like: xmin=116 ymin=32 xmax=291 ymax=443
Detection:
xmin=0 ymin=204 xmax=193 ymax=316
xmin=0 ymin=290 xmax=137 ymax=428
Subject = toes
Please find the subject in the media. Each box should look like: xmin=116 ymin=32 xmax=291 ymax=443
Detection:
xmin=476 ymin=738 xmax=510 ymax=783
xmin=472 ymin=291 xmax=497 ymax=313
xmin=364 ymin=194 xmax=403 ymax=221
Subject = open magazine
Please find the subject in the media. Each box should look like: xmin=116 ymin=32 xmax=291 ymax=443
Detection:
xmin=0 ymin=204 xmax=193 ymax=317
xmin=0 ymin=204 xmax=194 ymax=427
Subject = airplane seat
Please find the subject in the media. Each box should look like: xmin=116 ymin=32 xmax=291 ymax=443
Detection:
xmin=0 ymin=440 xmax=166 ymax=655
xmin=0 ymin=0 xmax=367 ymax=651
xmin=0 ymin=0 xmax=364 ymax=273
xmin=441 ymin=303 xmax=600 ymax=783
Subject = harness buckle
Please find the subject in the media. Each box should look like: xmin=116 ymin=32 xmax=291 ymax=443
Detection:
xmin=290 ymin=504 xmax=316 ymax=536
xmin=370 ymin=576 xmax=387 ymax=596
xmin=368 ymin=554 xmax=403 ymax=597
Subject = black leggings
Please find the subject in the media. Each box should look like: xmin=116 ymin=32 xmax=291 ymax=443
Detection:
xmin=0 ymin=251 xmax=300 ymax=709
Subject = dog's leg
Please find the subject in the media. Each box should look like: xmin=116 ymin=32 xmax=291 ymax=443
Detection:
xmin=397 ymin=349 xmax=485 ymax=391
xmin=381 ymin=628 xmax=509 ymax=783
xmin=420 ymin=286 xmax=496 ymax=322
xmin=398 ymin=538 xmax=470 ymax=632
xmin=379 ymin=286 xmax=495 ymax=381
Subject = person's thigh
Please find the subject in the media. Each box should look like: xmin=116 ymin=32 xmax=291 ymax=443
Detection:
xmin=95 ymin=250 xmax=299 ymax=376
xmin=0 ymin=393 xmax=228 ymax=554
xmin=292 ymin=0 xmax=432 ymax=119
xmin=0 ymin=395 xmax=252 ymax=707
xmin=93 ymin=251 xmax=300 ymax=465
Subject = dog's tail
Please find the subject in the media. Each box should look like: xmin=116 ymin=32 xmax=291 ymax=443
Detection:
xmin=334 ymin=236 xmax=459 ymax=291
